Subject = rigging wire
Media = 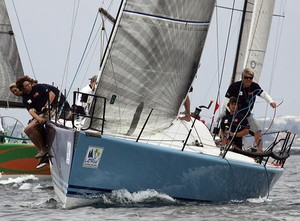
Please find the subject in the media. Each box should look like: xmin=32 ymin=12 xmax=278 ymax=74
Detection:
xmin=80 ymin=29 xmax=101 ymax=86
xmin=262 ymin=99 xmax=283 ymax=135
xmin=210 ymin=0 xmax=238 ymax=128
xmin=217 ymin=0 xmax=238 ymax=88
xmin=224 ymin=1 xmax=285 ymax=149
xmin=263 ymin=0 xmax=286 ymax=129
xmin=64 ymin=0 xmax=114 ymax=94
xmin=262 ymin=0 xmax=286 ymax=129
xmin=64 ymin=12 xmax=100 ymax=101
xmin=270 ymin=0 xmax=286 ymax=81
xmin=222 ymin=88 xmax=260 ymax=156
xmin=60 ymin=0 xmax=81 ymax=92
xmin=208 ymin=1 xmax=221 ymax=131
xmin=245 ymin=1 xmax=271 ymax=125
xmin=11 ymin=0 xmax=36 ymax=79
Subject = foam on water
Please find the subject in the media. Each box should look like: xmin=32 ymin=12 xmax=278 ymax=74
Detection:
xmin=94 ymin=189 xmax=177 ymax=207
xmin=19 ymin=183 xmax=32 ymax=190
xmin=247 ymin=196 xmax=272 ymax=203
xmin=111 ymin=189 xmax=175 ymax=203
xmin=0 ymin=175 xmax=38 ymax=185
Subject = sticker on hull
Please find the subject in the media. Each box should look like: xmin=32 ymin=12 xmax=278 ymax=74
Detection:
xmin=82 ymin=146 xmax=103 ymax=169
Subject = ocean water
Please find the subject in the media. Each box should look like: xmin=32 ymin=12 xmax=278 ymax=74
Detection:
xmin=0 ymin=155 xmax=299 ymax=221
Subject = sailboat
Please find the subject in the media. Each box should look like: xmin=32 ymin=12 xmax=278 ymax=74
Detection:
xmin=0 ymin=0 xmax=50 ymax=178
xmin=47 ymin=0 xmax=294 ymax=208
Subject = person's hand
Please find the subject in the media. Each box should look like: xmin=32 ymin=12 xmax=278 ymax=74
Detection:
xmin=229 ymin=131 xmax=235 ymax=137
xmin=41 ymin=106 xmax=50 ymax=113
xmin=270 ymin=102 xmax=276 ymax=108
xmin=37 ymin=116 xmax=46 ymax=125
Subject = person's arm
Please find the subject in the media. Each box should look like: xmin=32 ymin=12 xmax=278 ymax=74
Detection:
xmin=259 ymin=91 xmax=276 ymax=108
xmin=230 ymin=114 xmax=249 ymax=138
xmin=230 ymin=128 xmax=249 ymax=138
xmin=28 ymin=108 xmax=46 ymax=125
xmin=216 ymin=97 xmax=229 ymax=122
xmin=219 ymin=120 xmax=227 ymax=145
xmin=48 ymin=91 xmax=56 ymax=106
xmin=42 ymin=90 xmax=56 ymax=111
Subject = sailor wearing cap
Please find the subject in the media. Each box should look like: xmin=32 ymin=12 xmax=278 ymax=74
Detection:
xmin=75 ymin=75 xmax=97 ymax=113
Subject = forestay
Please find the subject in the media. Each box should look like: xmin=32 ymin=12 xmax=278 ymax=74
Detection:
xmin=91 ymin=0 xmax=216 ymax=136
xmin=0 ymin=0 xmax=24 ymax=108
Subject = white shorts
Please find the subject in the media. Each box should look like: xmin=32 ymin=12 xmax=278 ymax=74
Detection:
xmin=247 ymin=114 xmax=261 ymax=133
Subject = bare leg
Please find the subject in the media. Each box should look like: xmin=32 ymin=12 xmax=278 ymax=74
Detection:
xmin=254 ymin=131 xmax=262 ymax=153
xmin=179 ymin=96 xmax=191 ymax=122
xmin=24 ymin=122 xmax=47 ymax=154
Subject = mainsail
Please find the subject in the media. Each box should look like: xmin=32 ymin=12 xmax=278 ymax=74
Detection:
xmin=91 ymin=0 xmax=216 ymax=136
xmin=233 ymin=0 xmax=275 ymax=82
xmin=0 ymin=0 xmax=24 ymax=108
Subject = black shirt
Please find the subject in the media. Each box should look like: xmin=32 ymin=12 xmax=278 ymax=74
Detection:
xmin=220 ymin=109 xmax=249 ymax=149
xmin=22 ymin=84 xmax=68 ymax=114
xmin=225 ymin=80 xmax=263 ymax=116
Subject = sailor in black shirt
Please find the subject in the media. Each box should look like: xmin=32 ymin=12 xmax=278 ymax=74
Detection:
xmin=220 ymin=97 xmax=249 ymax=150
xmin=224 ymin=68 xmax=276 ymax=152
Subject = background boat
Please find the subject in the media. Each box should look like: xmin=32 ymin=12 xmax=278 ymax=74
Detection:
xmin=0 ymin=0 xmax=50 ymax=178
xmin=0 ymin=116 xmax=50 ymax=178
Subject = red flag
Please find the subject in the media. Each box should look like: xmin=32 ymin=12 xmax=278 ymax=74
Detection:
xmin=214 ymin=101 xmax=219 ymax=113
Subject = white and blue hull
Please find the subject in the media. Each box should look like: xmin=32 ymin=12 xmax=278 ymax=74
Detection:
xmin=48 ymin=121 xmax=283 ymax=208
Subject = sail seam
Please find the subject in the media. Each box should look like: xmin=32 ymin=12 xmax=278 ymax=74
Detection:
xmin=123 ymin=9 xmax=210 ymax=25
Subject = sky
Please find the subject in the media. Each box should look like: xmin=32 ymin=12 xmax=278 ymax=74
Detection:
xmin=1 ymin=0 xmax=300 ymax=127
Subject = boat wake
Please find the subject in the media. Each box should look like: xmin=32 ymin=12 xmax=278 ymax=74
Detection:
xmin=91 ymin=189 xmax=273 ymax=208
xmin=92 ymin=189 xmax=179 ymax=208
xmin=246 ymin=196 xmax=272 ymax=203
xmin=27 ymin=197 xmax=60 ymax=209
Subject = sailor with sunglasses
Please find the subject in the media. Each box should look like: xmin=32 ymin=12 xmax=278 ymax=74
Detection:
xmin=223 ymin=68 xmax=276 ymax=153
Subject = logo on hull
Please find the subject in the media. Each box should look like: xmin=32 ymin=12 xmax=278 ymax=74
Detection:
xmin=83 ymin=146 xmax=103 ymax=169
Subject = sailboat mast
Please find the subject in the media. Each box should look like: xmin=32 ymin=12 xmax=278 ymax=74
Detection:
xmin=231 ymin=0 xmax=248 ymax=84
xmin=98 ymin=0 xmax=125 ymax=72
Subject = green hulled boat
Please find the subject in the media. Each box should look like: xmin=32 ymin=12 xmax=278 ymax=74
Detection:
xmin=0 ymin=1 xmax=50 ymax=179
xmin=0 ymin=142 xmax=50 ymax=178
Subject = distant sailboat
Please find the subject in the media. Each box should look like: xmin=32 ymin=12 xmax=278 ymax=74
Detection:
xmin=0 ymin=0 xmax=50 ymax=178
xmin=47 ymin=0 xmax=294 ymax=208
xmin=0 ymin=0 xmax=23 ymax=108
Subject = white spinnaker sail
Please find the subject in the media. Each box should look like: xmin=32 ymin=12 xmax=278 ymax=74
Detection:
xmin=0 ymin=0 xmax=24 ymax=107
xmin=234 ymin=0 xmax=275 ymax=82
xmin=92 ymin=0 xmax=216 ymax=136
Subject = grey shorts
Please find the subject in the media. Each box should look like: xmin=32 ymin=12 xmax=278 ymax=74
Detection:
xmin=247 ymin=114 xmax=261 ymax=133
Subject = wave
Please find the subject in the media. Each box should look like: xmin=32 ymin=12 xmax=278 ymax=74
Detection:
xmin=91 ymin=189 xmax=180 ymax=208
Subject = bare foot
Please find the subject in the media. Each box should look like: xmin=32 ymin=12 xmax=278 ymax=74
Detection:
xmin=256 ymin=148 xmax=263 ymax=153
xmin=179 ymin=114 xmax=191 ymax=122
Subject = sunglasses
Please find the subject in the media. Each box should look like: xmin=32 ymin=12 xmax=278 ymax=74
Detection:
xmin=243 ymin=76 xmax=253 ymax=80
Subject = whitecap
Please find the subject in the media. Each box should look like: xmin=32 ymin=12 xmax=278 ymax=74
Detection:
xmin=113 ymin=189 xmax=175 ymax=203
xmin=98 ymin=188 xmax=176 ymax=206
xmin=0 ymin=175 xmax=38 ymax=185
xmin=247 ymin=196 xmax=272 ymax=203
xmin=19 ymin=183 xmax=32 ymax=190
